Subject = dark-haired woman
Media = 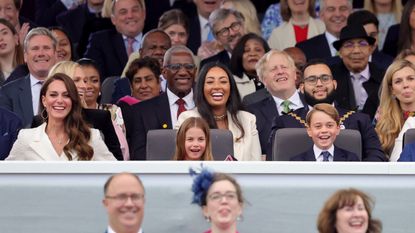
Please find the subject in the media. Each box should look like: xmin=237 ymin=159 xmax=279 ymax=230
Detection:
xmin=6 ymin=73 xmax=115 ymax=160
xmin=176 ymin=62 xmax=261 ymax=161
xmin=230 ymin=33 xmax=270 ymax=99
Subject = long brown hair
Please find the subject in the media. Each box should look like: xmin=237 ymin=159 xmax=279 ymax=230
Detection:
xmin=0 ymin=18 xmax=24 ymax=68
xmin=173 ymin=117 xmax=214 ymax=161
xmin=280 ymin=0 xmax=316 ymax=22
xmin=317 ymin=188 xmax=382 ymax=233
xmin=40 ymin=73 xmax=94 ymax=160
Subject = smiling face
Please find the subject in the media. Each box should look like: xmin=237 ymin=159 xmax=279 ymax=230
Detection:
xmin=203 ymin=66 xmax=231 ymax=111
xmin=262 ymin=53 xmax=297 ymax=99
xmin=184 ymin=126 xmax=207 ymax=160
xmin=242 ymin=39 xmax=266 ymax=74
xmin=163 ymin=52 xmax=195 ymax=97
xmin=214 ymin=14 xmax=245 ymax=52
xmin=131 ymin=67 xmax=160 ymax=101
xmin=302 ymin=64 xmax=337 ymax=101
xmin=319 ymin=0 xmax=351 ymax=37
xmin=0 ymin=21 xmax=17 ymax=56
xmin=103 ymin=174 xmax=145 ymax=233
xmin=111 ymin=0 xmax=146 ymax=38
xmin=391 ymin=66 xmax=415 ymax=110
xmin=42 ymin=80 xmax=72 ymax=122
xmin=52 ymin=29 xmax=71 ymax=62
xmin=307 ymin=110 xmax=340 ymax=150
xmin=339 ymin=38 xmax=371 ymax=74
xmin=71 ymin=67 xmax=87 ymax=103
xmin=82 ymin=65 xmax=101 ymax=105
xmin=335 ymin=196 xmax=369 ymax=233
xmin=203 ymin=180 xmax=242 ymax=230
xmin=24 ymin=35 xmax=56 ymax=80
xmin=0 ymin=0 xmax=19 ymax=28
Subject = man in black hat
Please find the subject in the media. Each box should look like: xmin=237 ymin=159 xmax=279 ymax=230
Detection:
xmin=331 ymin=24 xmax=385 ymax=120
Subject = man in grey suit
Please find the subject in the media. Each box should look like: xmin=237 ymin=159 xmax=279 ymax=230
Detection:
xmin=103 ymin=172 xmax=145 ymax=233
xmin=0 ymin=27 xmax=57 ymax=127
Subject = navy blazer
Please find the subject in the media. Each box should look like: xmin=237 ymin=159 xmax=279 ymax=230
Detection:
xmin=200 ymin=50 xmax=231 ymax=70
xmin=0 ymin=75 xmax=34 ymax=127
xmin=291 ymin=146 xmax=359 ymax=161
xmin=242 ymin=88 xmax=271 ymax=106
xmin=296 ymin=33 xmax=332 ymax=60
xmin=186 ymin=13 xmax=202 ymax=54
xmin=271 ymin=106 xmax=387 ymax=161
xmin=84 ymin=29 xmax=128 ymax=79
xmin=331 ymin=61 xmax=384 ymax=120
xmin=382 ymin=23 xmax=399 ymax=58
xmin=127 ymin=93 xmax=173 ymax=160
xmin=246 ymin=93 xmax=307 ymax=160
xmin=0 ymin=107 xmax=22 ymax=160
xmin=35 ymin=0 xmax=66 ymax=27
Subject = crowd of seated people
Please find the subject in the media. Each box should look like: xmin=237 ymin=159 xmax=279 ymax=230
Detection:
xmin=1 ymin=0 xmax=415 ymax=161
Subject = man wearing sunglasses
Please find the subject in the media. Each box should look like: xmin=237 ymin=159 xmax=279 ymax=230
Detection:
xmin=128 ymin=45 xmax=196 ymax=160
xmin=331 ymin=24 xmax=385 ymax=120
xmin=270 ymin=60 xmax=387 ymax=162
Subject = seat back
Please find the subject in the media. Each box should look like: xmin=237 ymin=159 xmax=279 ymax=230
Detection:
xmin=100 ymin=76 xmax=120 ymax=104
xmin=403 ymin=128 xmax=415 ymax=148
xmin=146 ymin=129 xmax=234 ymax=160
xmin=272 ymin=128 xmax=362 ymax=161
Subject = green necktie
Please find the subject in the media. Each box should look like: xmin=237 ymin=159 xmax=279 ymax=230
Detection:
xmin=281 ymin=100 xmax=292 ymax=114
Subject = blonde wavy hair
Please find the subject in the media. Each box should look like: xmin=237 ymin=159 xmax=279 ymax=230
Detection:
xmin=375 ymin=59 xmax=415 ymax=155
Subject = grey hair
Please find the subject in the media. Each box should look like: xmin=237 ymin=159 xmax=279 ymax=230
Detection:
xmin=24 ymin=27 xmax=57 ymax=52
xmin=320 ymin=0 xmax=352 ymax=11
xmin=209 ymin=8 xmax=245 ymax=38
xmin=163 ymin=45 xmax=195 ymax=66
xmin=255 ymin=49 xmax=296 ymax=82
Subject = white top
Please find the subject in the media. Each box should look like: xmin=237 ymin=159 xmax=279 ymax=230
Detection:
xmin=313 ymin=144 xmax=335 ymax=162
xmin=390 ymin=116 xmax=415 ymax=161
xmin=6 ymin=123 xmax=116 ymax=161
xmin=166 ymin=88 xmax=195 ymax=127
xmin=272 ymin=91 xmax=304 ymax=115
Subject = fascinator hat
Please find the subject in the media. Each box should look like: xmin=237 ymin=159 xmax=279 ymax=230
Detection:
xmin=190 ymin=166 xmax=215 ymax=207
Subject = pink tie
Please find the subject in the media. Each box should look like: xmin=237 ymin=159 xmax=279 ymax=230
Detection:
xmin=127 ymin=37 xmax=135 ymax=56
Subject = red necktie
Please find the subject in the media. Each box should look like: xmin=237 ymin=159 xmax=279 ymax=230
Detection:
xmin=176 ymin=98 xmax=186 ymax=118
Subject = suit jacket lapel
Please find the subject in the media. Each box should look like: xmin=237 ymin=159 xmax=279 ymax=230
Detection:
xmin=29 ymin=123 xmax=59 ymax=160
xmin=155 ymin=93 xmax=173 ymax=129
xmin=305 ymin=149 xmax=317 ymax=161
xmin=19 ymin=76 xmax=34 ymax=125
xmin=113 ymin=33 xmax=128 ymax=69
xmin=261 ymin=97 xmax=278 ymax=123
xmin=333 ymin=146 xmax=347 ymax=161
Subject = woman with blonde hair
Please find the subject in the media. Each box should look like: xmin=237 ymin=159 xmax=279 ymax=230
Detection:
xmin=364 ymin=0 xmax=402 ymax=50
xmin=173 ymin=117 xmax=214 ymax=161
xmin=221 ymin=0 xmax=261 ymax=36
xmin=375 ymin=59 xmax=415 ymax=159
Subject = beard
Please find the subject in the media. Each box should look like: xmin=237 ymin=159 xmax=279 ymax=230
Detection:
xmin=304 ymin=89 xmax=337 ymax=107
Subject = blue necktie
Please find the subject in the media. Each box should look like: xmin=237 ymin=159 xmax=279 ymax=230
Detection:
xmin=321 ymin=151 xmax=330 ymax=162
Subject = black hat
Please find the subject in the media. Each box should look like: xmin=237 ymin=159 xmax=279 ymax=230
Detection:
xmin=332 ymin=24 xmax=376 ymax=51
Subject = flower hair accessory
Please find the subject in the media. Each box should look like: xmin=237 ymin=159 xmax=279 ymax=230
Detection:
xmin=189 ymin=166 xmax=215 ymax=206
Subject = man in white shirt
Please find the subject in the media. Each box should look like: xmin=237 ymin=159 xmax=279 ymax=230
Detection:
xmin=103 ymin=172 xmax=145 ymax=233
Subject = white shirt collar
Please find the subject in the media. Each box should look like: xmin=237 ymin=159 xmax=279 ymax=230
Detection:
xmin=166 ymin=88 xmax=195 ymax=126
xmin=122 ymin=33 xmax=143 ymax=44
xmin=349 ymin=65 xmax=370 ymax=82
xmin=313 ymin=144 xmax=335 ymax=162
xmin=324 ymin=31 xmax=338 ymax=57
xmin=107 ymin=225 xmax=143 ymax=233
xmin=272 ymin=91 xmax=304 ymax=115
xmin=29 ymin=74 xmax=43 ymax=87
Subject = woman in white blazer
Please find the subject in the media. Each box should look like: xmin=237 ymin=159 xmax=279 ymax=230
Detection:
xmin=267 ymin=0 xmax=325 ymax=50
xmin=6 ymin=73 xmax=115 ymax=161
xmin=176 ymin=62 xmax=261 ymax=161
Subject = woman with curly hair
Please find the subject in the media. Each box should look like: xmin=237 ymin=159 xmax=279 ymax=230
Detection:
xmin=6 ymin=73 xmax=115 ymax=160
xmin=317 ymin=188 xmax=382 ymax=233
xmin=375 ymin=59 xmax=415 ymax=160
xmin=190 ymin=168 xmax=244 ymax=233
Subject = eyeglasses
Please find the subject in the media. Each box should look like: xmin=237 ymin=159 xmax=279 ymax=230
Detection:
xmin=341 ymin=40 xmax=370 ymax=51
xmin=165 ymin=63 xmax=196 ymax=72
xmin=215 ymin=22 xmax=242 ymax=37
xmin=208 ymin=191 xmax=237 ymax=202
xmin=303 ymin=74 xmax=333 ymax=85
xmin=105 ymin=193 xmax=144 ymax=204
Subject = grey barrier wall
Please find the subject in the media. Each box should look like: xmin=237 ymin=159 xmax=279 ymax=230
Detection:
xmin=0 ymin=161 xmax=414 ymax=233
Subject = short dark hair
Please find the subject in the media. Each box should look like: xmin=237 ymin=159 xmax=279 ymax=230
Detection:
xmin=76 ymin=58 xmax=102 ymax=80
xmin=125 ymin=57 xmax=161 ymax=85
xmin=49 ymin=26 xmax=75 ymax=61
xmin=104 ymin=172 xmax=145 ymax=195
xmin=347 ymin=9 xmax=379 ymax=29
xmin=301 ymin=59 xmax=331 ymax=82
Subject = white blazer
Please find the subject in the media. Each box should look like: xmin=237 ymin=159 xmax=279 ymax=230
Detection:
xmin=6 ymin=123 xmax=116 ymax=161
xmin=390 ymin=117 xmax=415 ymax=161
xmin=175 ymin=108 xmax=262 ymax=161
xmin=234 ymin=73 xmax=257 ymax=100
xmin=268 ymin=17 xmax=325 ymax=50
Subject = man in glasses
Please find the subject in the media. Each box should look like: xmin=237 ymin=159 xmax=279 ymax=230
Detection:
xmin=331 ymin=24 xmax=384 ymax=120
xmin=270 ymin=60 xmax=387 ymax=161
xmin=199 ymin=8 xmax=246 ymax=69
xmin=128 ymin=45 xmax=196 ymax=160
xmin=103 ymin=172 xmax=145 ymax=233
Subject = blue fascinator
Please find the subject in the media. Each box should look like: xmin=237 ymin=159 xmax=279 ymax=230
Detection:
xmin=189 ymin=166 xmax=215 ymax=206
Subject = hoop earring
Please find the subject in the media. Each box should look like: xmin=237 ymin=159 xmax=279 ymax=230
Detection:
xmin=237 ymin=215 xmax=243 ymax=222
xmin=205 ymin=216 xmax=211 ymax=223
xmin=41 ymin=108 xmax=48 ymax=121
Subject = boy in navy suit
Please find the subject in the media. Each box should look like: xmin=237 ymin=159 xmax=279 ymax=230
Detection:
xmin=291 ymin=103 xmax=359 ymax=161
